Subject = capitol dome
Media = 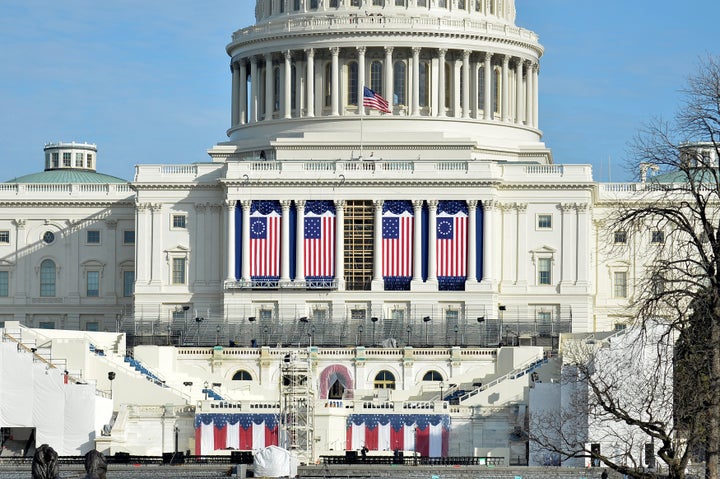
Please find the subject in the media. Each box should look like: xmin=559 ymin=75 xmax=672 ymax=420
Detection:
xmin=211 ymin=0 xmax=548 ymax=164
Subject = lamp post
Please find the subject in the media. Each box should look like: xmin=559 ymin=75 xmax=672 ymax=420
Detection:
xmin=308 ymin=325 xmax=315 ymax=347
xmin=454 ymin=324 xmax=459 ymax=346
xmin=406 ymin=325 xmax=412 ymax=346
xmin=357 ymin=324 xmax=364 ymax=346
xmin=423 ymin=316 xmax=431 ymax=346
xmin=439 ymin=380 xmax=444 ymax=403
xmin=371 ymin=317 xmax=378 ymax=346
xmin=182 ymin=305 xmax=190 ymax=342
xmin=215 ymin=325 xmax=221 ymax=345
xmin=248 ymin=316 xmax=256 ymax=346
xmin=108 ymin=371 xmax=116 ymax=400
xmin=195 ymin=316 xmax=204 ymax=346
xmin=263 ymin=325 xmax=269 ymax=346
xmin=203 ymin=381 xmax=208 ymax=400
xmin=477 ymin=316 xmax=485 ymax=347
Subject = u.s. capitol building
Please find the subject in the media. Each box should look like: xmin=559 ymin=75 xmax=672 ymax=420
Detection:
xmin=0 ymin=0 xmax=663 ymax=467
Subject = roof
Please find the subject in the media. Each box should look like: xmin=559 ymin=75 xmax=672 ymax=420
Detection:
xmin=5 ymin=169 xmax=128 ymax=184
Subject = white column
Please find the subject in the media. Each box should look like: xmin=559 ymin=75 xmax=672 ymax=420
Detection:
xmin=231 ymin=62 xmax=240 ymax=127
xmin=412 ymin=200 xmax=423 ymax=285
xmin=150 ymin=204 xmax=162 ymax=285
xmin=560 ymin=203 xmax=574 ymax=286
xmin=264 ymin=54 xmax=274 ymax=121
xmin=331 ymin=47 xmax=340 ymax=116
xmin=372 ymin=200 xmax=384 ymax=290
xmin=384 ymin=47 xmax=394 ymax=111
xmin=438 ymin=49 xmax=446 ymax=117
xmin=501 ymin=54 xmax=509 ymax=122
xmin=532 ymin=63 xmax=539 ymax=128
xmin=295 ymin=59 xmax=303 ymax=117
xmin=250 ymin=57 xmax=259 ymax=123
xmin=135 ymin=204 xmax=150 ymax=283
xmin=357 ymin=46 xmax=366 ymax=115
xmin=335 ymin=200 xmax=345 ymax=290
xmin=576 ymin=203 xmax=589 ymax=286
xmin=241 ymin=200 xmax=252 ymax=282
xmin=516 ymin=203 xmax=528 ymax=286
xmin=295 ymin=200 xmax=306 ymax=283
xmin=427 ymin=200 xmax=438 ymax=284
xmin=284 ymin=51 xmax=292 ymax=119
xmin=480 ymin=200 xmax=495 ymax=287
xmin=280 ymin=200 xmax=291 ymax=282
xmin=472 ymin=60 xmax=480 ymax=119
xmin=483 ymin=52 xmax=492 ymax=120
xmin=225 ymin=200 xmax=237 ymax=282
xmin=466 ymin=200 xmax=478 ymax=284
xmin=239 ymin=61 xmax=247 ymax=125
xmin=306 ymin=49 xmax=315 ymax=117
xmin=515 ymin=59 xmax=523 ymax=124
xmin=462 ymin=50 xmax=470 ymax=119
xmin=412 ymin=47 xmax=421 ymax=116
xmin=525 ymin=60 xmax=533 ymax=126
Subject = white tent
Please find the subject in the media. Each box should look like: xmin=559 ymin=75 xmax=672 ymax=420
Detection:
xmin=253 ymin=445 xmax=298 ymax=478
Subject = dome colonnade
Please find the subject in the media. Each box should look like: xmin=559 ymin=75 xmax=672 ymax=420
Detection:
xmin=227 ymin=0 xmax=541 ymax=141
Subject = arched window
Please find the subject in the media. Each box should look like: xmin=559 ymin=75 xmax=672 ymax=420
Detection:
xmin=370 ymin=61 xmax=383 ymax=94
xmin=324 ymin=63 xmax=332 ymax=107
xmin=422 ymin=370 xmax=443 ymax=381
xmin=419 ymin=61 xmax=429 ymax=108
xmin=478 ymin=64 xmax=485 ymax=111
xmin=492 ymin=67 xmax=501 ymax=115
xmin=232 ymin=370 xmax=253 ymax=381
xmin=444 ymin=62 xmax=452 ymax=113
xmin=374 ymin=370 xmax=396 ymax=389
xmin=40 ymin=259 xmax=56 ymax=297
xmin=347 ymin=62 xmax=359 ymax=106
xmin=328 ymin=380 xmax=345 ymax=399
xmin=393 ymin=61 xmax=406 ymax=106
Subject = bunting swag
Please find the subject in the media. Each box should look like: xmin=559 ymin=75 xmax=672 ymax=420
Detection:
xmin=304 ymin=201 xmax=336 ymax=279
xmin=250 ymin=201 xmax=281 ymax=279
xmin=436 ymin=200 xmax=468 ymax=290
xmin=194 ymin=414 xmax=279 ymax=455
xmin=382 ymin=201 xmax=413 ymax=290
xmin=345 ymin=414 xmax=450 ymax=457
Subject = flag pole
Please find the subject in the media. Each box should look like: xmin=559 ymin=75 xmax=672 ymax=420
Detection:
xmin=360 ymin=110 xmax=364 ymax=160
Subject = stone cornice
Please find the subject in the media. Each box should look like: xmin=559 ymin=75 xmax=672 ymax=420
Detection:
xmin=0 ymin=201 xmax=135 ymax=208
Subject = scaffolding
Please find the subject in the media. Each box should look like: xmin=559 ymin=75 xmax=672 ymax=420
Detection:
xmin=279 ymin=352 xmax=315 ymax=464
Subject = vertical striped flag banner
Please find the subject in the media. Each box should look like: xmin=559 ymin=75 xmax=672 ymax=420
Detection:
xmin=382 ymin=201 xmax=414 ymax=279
xmin=304 ymin=201 xmax=336 ymax=278
xmin=250 ymin=200 xmax=281 ymax=279
xmin=346 ymin=414 xmax=450 ymax=457
xmin=195 ymin=414 xmax=279 ymax=455
xmin=436 ymin=200 xmax=468 ymax=278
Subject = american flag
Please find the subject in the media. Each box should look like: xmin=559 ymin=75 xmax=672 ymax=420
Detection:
xmin=363 ymin=86 xmax=392 ymax=114
xmin=436 ymin=212 xmax=467 ymax=277
xmin=250 ymin=212 xmax=280 ymax=278
xmin=382 ymin=213 xmax=413 ymax=277
xmin=346 ymin=413 xmax=450 ymax=458
xmin=304 ymin=212 xmax=335 ymax=277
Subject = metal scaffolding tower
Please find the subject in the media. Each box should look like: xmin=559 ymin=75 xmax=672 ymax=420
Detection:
xmin=279 ymin=352 xmax=315 ymax=464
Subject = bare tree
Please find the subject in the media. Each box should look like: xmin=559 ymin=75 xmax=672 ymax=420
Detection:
xmin=532 ymin=56 xmax=720 ymax=479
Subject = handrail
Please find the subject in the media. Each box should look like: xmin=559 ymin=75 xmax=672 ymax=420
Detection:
xmin=456 ymin=355 xmax=547 ymax=403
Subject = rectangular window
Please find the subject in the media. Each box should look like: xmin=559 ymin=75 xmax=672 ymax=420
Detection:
xmin=75 ymin=152 xmax=84 ymax=167
xmin=651 ymin=230 xmax=665 ymax=244
xmin=614 ymin=271 xmax=628 ymax=298
xmin=614 ymin=230 xmax=627 ymax=244
xmin=39 ymin=322 xmax=55 ymax=329
xmin=86 ymin=230 xmax=101 ymax=244
xmin=85 ymin=322 xmax=99 ymax=332
xmin=0 ymin=271 xmax=8 ymax=297
xmin=86 ymin=154 xmax=93 ymax=169
xmin=87 ymin=271 xmax=100 ymax=297
xmin=350 ymin=309 xmax=366 ymax=320
xmin=260 ymin=309 xmax=273 ymax=321
xmin=123 ymin=230 xmax=135 ymax=245
xmin=538 ymin=258 xmax=552 ymax=285
xmin=123 ymin=271 xmax=134 ymax=297
xmin=172 ymin=215 xmax=187 ymax=229
xmin=52 ymin=152 xmax=59 ymax=168
xmin=172 ymin=258 xmax=186 ymax=284
xmin=445 ymin=309 xmax=459 ymax=322
xmin=0 ymin=231 xmax=9 ymax=244
xmin=63 ymin=152 xmax=71 ymax=167
xmin=537 ymin=214 xmax=552 ymax=229
xmin=312 ymin=309 xmax=327 ymax=321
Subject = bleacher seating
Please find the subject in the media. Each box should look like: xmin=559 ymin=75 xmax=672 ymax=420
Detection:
xmin=123 ymin=356 xmax=166 ymax=386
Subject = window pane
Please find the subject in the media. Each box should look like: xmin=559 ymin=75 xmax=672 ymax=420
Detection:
xmin=614 ymin=230 xmax=627 ymax=243
xmin=123 ymin=271 xmax=135 ymax=297
xmin=0 ymin=271 xmax=8 ymax=297
xmin=537 ymin=215 xmax=552 ymax=229
xmin=614 ymin=271 xmax=627 ymax=298
xmin=87 ymin=271 xmax=99 ymax=297
xmin=172 ymin=258 xmax=186 ymax=284
xmin=538 ymin=258 xmax=551 ymax=285
xmin=0 ymin=231 xmax=9 ymax=243
xmin=87 ymin=230 xmax=101 ymax=244
xmin=124 ymin=230 xmax=135 ymax=244
xmin=40 ymin=260 xmax=56 ymax=297
xmin=393 ymin=61 xmax=406 ymax=105
xmin=173 ymin=215 xmax=187 ymax=229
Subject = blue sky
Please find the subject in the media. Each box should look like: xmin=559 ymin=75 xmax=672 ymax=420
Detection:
xmin=0 ymin=1 xmax=718 ymax=183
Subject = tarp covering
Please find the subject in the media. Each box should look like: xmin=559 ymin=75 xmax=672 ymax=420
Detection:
xmin=253 ymin=445 xmax=298 ymax=477
xmin=0 ymin=342 xmax=34 ymax=426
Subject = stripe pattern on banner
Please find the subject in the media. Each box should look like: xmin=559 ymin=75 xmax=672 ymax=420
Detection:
xmin=345 ymin=413 xmax=450 ymax=457
xmin=382 ymin=201 xmax=414 ymax=278
xmin=250 ymin=201 xmax=281 ymax=278
xmin=194 ymin=413 xmax=279 ymax=455
xmin=304 ymin=201 xmax=336 ymax=278
xmin=436 ymin=200 xmax=468 ymax=278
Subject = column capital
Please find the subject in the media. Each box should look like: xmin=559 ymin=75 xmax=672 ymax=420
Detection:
xmin=515 ymin=202 xmax=528 ymax=212
xmin=195 ymin=203 xmax=208 ymax=212
xmin=12 ymin=219 xmax=26 ymax=229
xmin=136 ymin=202 xmax=150 ymax=212
xmin=330 ymin=46 xmax=340 ymax=56
xmin=462 ymin=49 xmax=471 ymax=60
xmin=501 ymin=54 xmax=509 ymax=66
xmin=412 ymin=46 xmax=421 ymax=56
xmin=356 ymin=46 xmax=367 ymax=55
xmin=412 ymin=199 xmax=424 ymax=209
xmin=334 ymin=199 xmax=346 ymax=210
xmin=384 ymin=46 xmax=394 ymax=55
xmin=467 ymin=199 xmax=478 ymax=209
xmin=296 ymin=199 xmax=307 ymax=209
xmin=484 ymin=51 xmax=492 ymax=61
xmin=241 ymin=199 xmax=252 ymax=211
xmin=284 ymin=50 xmax=292 ymax=61
xmin=225 ymin=199 xmax=237 ymax=210
xmin=305 ymin=48 xmax=315 ymax=58
xmin=150 ymin=203 xmax=163 ymax=212
xmin=250 ymin=56 xmax=258 ymax=66
xmin=558 ymin=203 xmax=575 ymax=212
xmin=438 ymin=48 xmax=447 ymax=58
xmin=264 ymin=52 xmax=273 ymax=62
xmin=373 ymin=199 xmax=384 ymax=209
xmin=575 ymin=202 xmax=589 ymax=212
xmin=427 ymin=199 xmax=438 ymax=209
xmin=482 ymin=199 xmax=497 ymax=211
xmin=280 ymin=199 xmax=292 ymax=210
